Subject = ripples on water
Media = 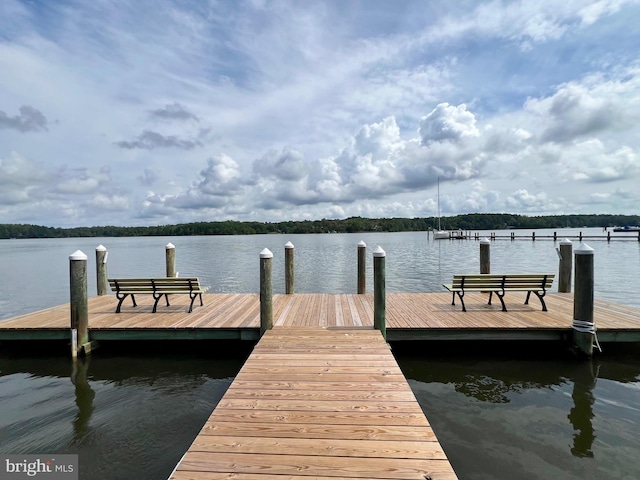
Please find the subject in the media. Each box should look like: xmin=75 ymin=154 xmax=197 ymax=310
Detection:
xmin=1 ymin=230 xmax=639 ymax=479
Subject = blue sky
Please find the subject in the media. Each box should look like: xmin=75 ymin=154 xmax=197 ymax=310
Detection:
xmin=1 ymin=0 xmax=640 ymax=227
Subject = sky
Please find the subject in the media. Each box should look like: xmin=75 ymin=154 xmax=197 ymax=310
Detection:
xmin=1 ymin=0 xmax=640 ymax=228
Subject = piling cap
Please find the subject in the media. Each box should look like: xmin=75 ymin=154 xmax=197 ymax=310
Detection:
xmin=480 ymin=237 xmax=490 ymax=244
xmin=284 ymin=241 xmax=294 ymax=249
xmin=96 ymin=244 xmax=107 ymax=251
xmin=559 ymin=238 xmax=572 ymax=245
xmin=372 ymin=245 xmax=386 ymax=257
xmin=166 ymin=242 xmax=175 ymax=249
xmin=575 ymin=242 xmax=594 ymax=255
xmin=69 ymin=250 xmax=87 ymax=261
xmin=260 ymin=248 xmax=273 ymax=259
xmin=358 ymin=240 xmax=366 ymax=247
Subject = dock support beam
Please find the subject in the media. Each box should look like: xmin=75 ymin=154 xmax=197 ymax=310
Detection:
xmin=166 ymin=242 xmax=176 ymax=277
xmin=96 ymin=244 xmax=108 ymax=296
xmin=558 ymin=238 xmax=572 ymax=293
xmin=357 ymin=241 xmax=366 ymax=294
xmin=70 ymin=250 xmax=89 ymax=358
xmin=260 ymin=248 xmax=273 ymax=336
xmin=373 ymin=246 xmax=386 ymax=340
xmin=285 ymin=241 xmax=294 ymax=294
xmin=480 ymin=237 xmax=490 ymax=274
xmin=573 ymin=243 xmax=597 ymax=357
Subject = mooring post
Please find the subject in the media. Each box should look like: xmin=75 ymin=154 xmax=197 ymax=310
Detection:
xmin=373 ymin=246 xmax=386 ymax=340
xmin=558 ymin=238 xmax=573 ymax=293
xmin=572 ymin=243 xmax=597 ymax=357
xmin=480 ymin=237 xmax=490 ymax=274
xmin=285 ymin=241 xmax=294 ymax=294
xmin=260 ymin=248 xmax=273 ymax=336
xmin=70 ymin=250 xmax=89 ymax=358
xmin=166 ymin=242 xmax=176 ymax=277
xmin=357 ymin=240 xmax=367 ymax=294
xmin=95 ymin=245 xmax=108 ymax=296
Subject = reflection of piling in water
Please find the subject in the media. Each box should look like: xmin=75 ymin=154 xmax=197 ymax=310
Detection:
xmin=71 ymin=357 xmax=95 ymax=442
xmin=568 ymin=362 xmax=599 ymax=458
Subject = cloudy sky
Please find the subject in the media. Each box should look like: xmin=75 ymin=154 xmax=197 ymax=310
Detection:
xmin=1 ymin=0 xmax=640 ymax=227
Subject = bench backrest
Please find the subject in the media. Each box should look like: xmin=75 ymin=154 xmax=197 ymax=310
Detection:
xmin=108 ymin=277 xmax=203 ymax=292
xmin=451 ymin=274 xmax=555 ymax=289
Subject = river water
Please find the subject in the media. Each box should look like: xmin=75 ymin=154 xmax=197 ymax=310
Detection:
xmin=1 ymin=229 xmax=639 ymax=479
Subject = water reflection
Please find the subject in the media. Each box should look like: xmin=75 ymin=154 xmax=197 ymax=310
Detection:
xmin=568 ymin=361 xmax=599 ymax=458
xmin=71 ymin=357 xmax=95 ymax=442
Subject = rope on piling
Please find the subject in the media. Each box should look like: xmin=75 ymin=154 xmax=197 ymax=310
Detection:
xmin=572 ymin=320 xmax=602 ymax=353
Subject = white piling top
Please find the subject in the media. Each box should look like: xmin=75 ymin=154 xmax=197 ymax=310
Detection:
xmin=96 ymin=244 xmax=107 ymax=251
xmin=372 ymin=245 xmax=386 ymax=257
xmin=575 ymin=242 xmax=594 ymax=255
xmin=560 ymin=238 xmax=572 ymax=245
xmin=166 ymin=242 xmax=175 ymax=249
xmin=480 ymin=237 xmax=490 ymax=244
xmin=285 ymin=241 xmax=294 ymax=249
xmin=260 ymin=248 xmax=273 ymax=259
xmin=358 ymin=240 xmax=367 ymax=247
xmin=69 ymin=250 xmax=87 ymax=261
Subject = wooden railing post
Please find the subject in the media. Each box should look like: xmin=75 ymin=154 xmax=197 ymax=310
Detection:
xmin=166 ymin=242 xmax=176 ymax=277
xmin=285 ymin=241 xmax=294 ymax=294
xmin=70 ymin=250 xmax=89 ymax=358
xmin=260 ymin=248 xmax=273 ymax=336
xmin=573 ymin=243 xmax=598 ymax=357
xmin=373 ymin=246 xmax=386 ymax=340
xmin=357 ymin=241 xmax=366 ymax=294
xmin=480 ymin=237 xmax=490 ymax=274
xmin=558 ymin=238 xmax=572 ymax=293
xmin=96 ymin=244 xmax=108 ymax=296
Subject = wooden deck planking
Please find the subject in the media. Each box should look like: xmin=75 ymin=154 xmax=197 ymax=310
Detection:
xmin=2 ymin=292 xmax=640 ymax=338
xmin=170 ymin=327 xmax=458 ymax=480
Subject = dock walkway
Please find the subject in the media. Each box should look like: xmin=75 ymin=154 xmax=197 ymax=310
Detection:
xmin=2 ymin=292 xmax=640 ymax=342
xmin=169 ymin=326 xmax=458 ymax=480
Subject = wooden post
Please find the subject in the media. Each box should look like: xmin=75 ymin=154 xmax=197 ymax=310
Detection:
xmin=357 ymin=241 xmax=366 ymax=294
xmin=573 ymin=243 xmax=596 ymax=357
xmin=532 ymin=231 xmax=536 ymax=241
xmin=166 ymin=242 xmax=176 ymax=277
xmin=260 ymin=248 xmax=273 ymax=336
xmin=558 ymin=238 xmax=572 ymax=293
xmin=373 ymin=246 xmax=386 ymax=340
xmin=607 ymin=231 xmax=611 ymax=242
xmin=95 ymin=244 xmax=108 ymax=296
xmin=579 ymin=232 xmax=583 ymax=241
xmin=553 ymin=231 xmax=557 ymax=241
xmin=70 ymin=250 xmax=89 ymax=357
xmin=285 ymin=241 xmax=294 ymax=294
xmin=480 ymin=237 xmax=490 ymax=274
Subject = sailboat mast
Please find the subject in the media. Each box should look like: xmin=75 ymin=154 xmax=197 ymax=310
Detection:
xmin=437 ymin=177 xmax=441 ymax=231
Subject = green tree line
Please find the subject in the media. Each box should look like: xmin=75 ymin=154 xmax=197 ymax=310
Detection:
xmin=1 ymin=214 xmax=639 ymax=239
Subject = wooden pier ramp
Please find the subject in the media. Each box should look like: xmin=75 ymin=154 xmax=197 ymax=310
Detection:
xmin=170 ymin=327 xmax=458 ymax=480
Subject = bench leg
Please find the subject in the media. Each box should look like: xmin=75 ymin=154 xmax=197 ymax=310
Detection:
xmin=495 ymin=291 xmax=507 ymax=312
xmin=115 ymin=293 xmax=136 ymax=313
xmin=525 ymin=291 xmax=531 ymax=305
xmin=531 ymin=291 xmax=548 ymax=311
xmin=152 ymin=293 xmax=163 ymax=313
xmin=455 ymin=292 xmax=467 ymax=312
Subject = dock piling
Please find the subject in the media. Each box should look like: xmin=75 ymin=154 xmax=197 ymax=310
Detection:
xmin=357 ymin=241 xmax=366 ymax=294
xmin=480 ymin=237 xmax=490 ymax=274
xmin=70 ymin=250 xmax=89 ymax=357
xmin=166 ymin=243 xmax=176 ymax=277
xmin=260 ymin=248 xmax=273 ymax=336
xmin=96 ymin=245 xmax=108 ymax=295
xmin=558 ymin=239 xmax=572 ymax=293
xmin=373 ymin=246 xmax=386 ymax=340
xmin=285 ymin=242 xmax=295 ymax=294
xmin=572 ymin=243 xmax=598 ymax=357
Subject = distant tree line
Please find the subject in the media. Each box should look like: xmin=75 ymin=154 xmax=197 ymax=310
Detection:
xmin=1 ymin=214 xmax=639 ymax=239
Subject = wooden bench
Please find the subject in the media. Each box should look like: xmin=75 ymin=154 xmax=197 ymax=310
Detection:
xmin=442 ymin=273 xmax=555 ymax=312
xmin=108 ymin=277 xmax=210 ymax=313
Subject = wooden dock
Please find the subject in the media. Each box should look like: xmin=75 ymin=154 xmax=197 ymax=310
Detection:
xmin=2 ymin=292 xmax=640 ymax=342
xmin=169 ymin=327 xmax=459 ymax=480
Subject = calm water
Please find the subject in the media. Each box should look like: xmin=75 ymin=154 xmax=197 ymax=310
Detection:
xmin=1 ymin=230 xmax=640 ymax=479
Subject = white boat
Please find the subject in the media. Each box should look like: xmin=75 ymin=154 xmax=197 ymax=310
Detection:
xmin=433 ymin=178 xmax=450 ymax=239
